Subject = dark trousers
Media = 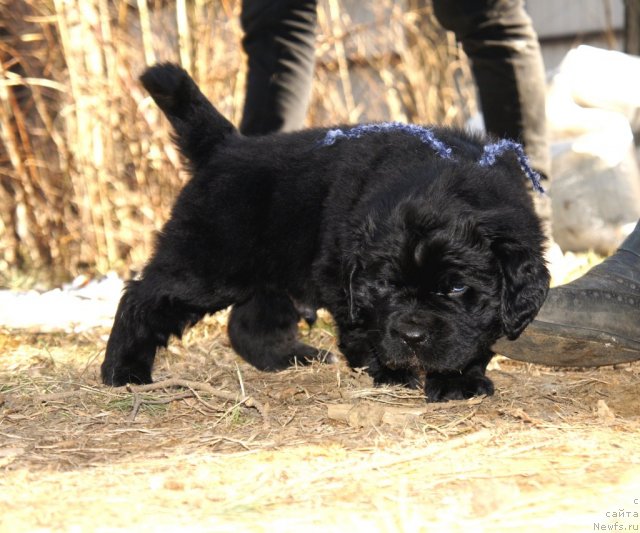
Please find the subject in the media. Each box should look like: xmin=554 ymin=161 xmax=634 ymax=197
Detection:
xmin=240 ymin=0 xmax=550 ymax=177
xmin=240 ymin=0 xmax=318 ymax=135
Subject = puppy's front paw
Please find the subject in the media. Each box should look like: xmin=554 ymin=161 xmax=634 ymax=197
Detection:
xmin=373 ymin=367 xmax=422 ymax=389
xmin=424 ymin=372 xmax=494 ymax=402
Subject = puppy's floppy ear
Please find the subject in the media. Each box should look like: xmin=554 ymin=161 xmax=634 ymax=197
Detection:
xmin=493 ymin=238 xmax=549 ymax=339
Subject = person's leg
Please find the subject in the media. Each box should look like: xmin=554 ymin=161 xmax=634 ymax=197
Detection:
xmin=432 ymin=0 xmax=549 ymax=178
xmin=494 ymin=221 xmax=640 ymax=365
xmin=240 ymin=0 xmax=318 ymax=135
xmin=433 ymin=0 xmax=640 ymax=365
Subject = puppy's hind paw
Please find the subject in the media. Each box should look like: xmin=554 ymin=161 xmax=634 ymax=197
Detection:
xmin=316 ymin=350 xmax=339 ymax=365
xmin=101 ymin=362 xmax=153 ymax=387
xmin=424 ymin=372 xmax=494 ymax=402
xmin=296 ymin=348 xmax=338 ymax=367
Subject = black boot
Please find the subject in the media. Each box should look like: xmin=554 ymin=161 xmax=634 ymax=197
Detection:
xmin=493 ymin=221 xmax=640 ymax=366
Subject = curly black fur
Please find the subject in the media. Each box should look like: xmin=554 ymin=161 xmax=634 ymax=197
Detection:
xmin=101 ymin=63 xmax=550 ymax=402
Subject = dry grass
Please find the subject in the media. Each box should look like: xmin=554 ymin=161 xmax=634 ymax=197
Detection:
xmin=1 ymin=316 xmax=639 ymax=531
xmin=0 ymin=0 xmax=476 ymax=286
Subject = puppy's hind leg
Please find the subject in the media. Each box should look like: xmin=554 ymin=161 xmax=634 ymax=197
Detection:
xmin=228 ymin=289 xmax=333 ymax=371
xmin=101 ymin=275 xmax=233 ymax=386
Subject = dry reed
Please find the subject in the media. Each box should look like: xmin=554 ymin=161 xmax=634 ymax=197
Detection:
xmin=0 ymin=0 xmax=475 ymax=286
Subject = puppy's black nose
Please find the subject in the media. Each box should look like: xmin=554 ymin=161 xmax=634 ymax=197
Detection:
xmin=394 ymin=324 xmax=427 ymax=345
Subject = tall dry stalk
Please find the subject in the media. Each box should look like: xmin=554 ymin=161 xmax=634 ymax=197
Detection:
xmin=0 ymin=0 xmax=474 ymax=286
xmin=0 ymin=0 xmax=68 ymax=279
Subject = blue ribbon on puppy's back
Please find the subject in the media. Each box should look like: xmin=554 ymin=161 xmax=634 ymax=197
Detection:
xmin=478 ymin=139 xmax=545 ymax=194
xmin=318 ymin=122 xmax=545 ymax=194
xmin=321 ymin=122 xmax=454 ymax=161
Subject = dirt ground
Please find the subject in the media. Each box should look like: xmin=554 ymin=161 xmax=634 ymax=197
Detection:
xmin=1 ymin=311 xmax=639 ymax=532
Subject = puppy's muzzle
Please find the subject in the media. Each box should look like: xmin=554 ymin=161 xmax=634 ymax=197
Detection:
xmin=381 ymin=315 xmax=428 ymax=370
xmin=392 ymin=322 xmax=428 ymax=346
xmin=390 ymin=313 xmax=429 ymax=347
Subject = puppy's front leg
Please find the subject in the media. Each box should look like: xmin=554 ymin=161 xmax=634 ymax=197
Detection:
xmin=424 ymin=351 xmax=495 ymax=402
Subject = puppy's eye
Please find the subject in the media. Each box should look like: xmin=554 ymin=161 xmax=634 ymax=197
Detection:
xmin=436 ymin=284 xmax=468 ymax=297
xmin=448 ymin=284 xmax=468 ymax=297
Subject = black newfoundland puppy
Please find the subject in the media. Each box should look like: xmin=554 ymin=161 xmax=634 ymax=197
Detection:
xmin=101 ymin=63 xmax=549 ymax=401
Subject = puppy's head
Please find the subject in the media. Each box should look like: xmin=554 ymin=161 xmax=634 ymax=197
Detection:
xmin=346 ymin=175 xmax=549 ymax=373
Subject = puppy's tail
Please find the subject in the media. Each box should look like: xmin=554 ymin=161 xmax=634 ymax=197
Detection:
xmin=140 ymin=63 xmax=236 ymax=166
